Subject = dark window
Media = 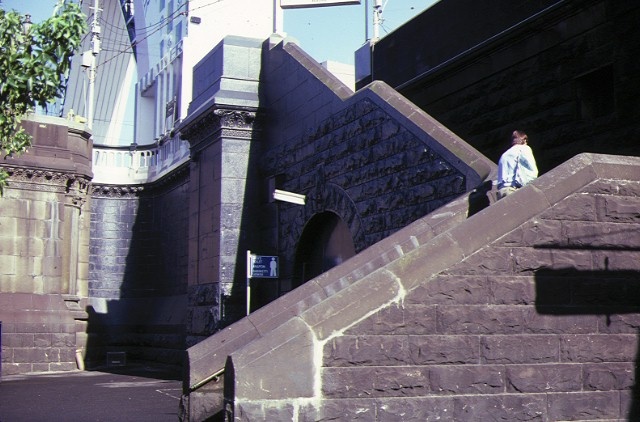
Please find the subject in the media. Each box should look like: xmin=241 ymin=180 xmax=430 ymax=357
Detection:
xmin=576 ymin=65 xmax=614 ymax=119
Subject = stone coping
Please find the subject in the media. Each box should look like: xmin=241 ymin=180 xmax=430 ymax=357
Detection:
xmin=23 ymin=113 xmax=89 ymax=134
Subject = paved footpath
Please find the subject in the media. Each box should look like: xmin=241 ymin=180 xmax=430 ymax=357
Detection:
xmin=0 ymin=365 xmax=182 ymax=422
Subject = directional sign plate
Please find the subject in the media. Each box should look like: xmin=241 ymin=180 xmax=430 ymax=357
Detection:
xmin=250 ymin=255 xmax=279 ymax=278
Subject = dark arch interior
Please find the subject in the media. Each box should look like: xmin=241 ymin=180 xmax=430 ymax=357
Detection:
xmin=293 ymin=211 xmax=356 ymax=289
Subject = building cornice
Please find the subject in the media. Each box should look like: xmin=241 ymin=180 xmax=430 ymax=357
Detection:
xmin=178 ymin=106 xmax=261 ymax=155
xmin=91 ymin=160 xmax=189 ymax=199
xmin=0 ymin=166 xmax=91 ymax=193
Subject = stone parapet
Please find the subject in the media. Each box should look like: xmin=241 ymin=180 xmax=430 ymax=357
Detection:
xmin=4 ymin=114 xmax=92 ymax=178
xmin=92 ymin=135 xmax=190 ymax=186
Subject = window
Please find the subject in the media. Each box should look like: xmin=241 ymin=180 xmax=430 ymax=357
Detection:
xmin=576 ymin=65 xmax=614 ymax=119
xmin=167 ymin=1 xmax=174 ymax=32
xmin=175 ymin=21 xmax=183 ymax=44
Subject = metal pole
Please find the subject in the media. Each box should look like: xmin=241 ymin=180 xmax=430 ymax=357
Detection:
xmin=273 ymin=0 xmax=284 ymax=34
xmin=365 ymin=0 xmax=369 ymax=41
xmin=273 ymin=0 xmax=277 ymax=34
xmin=246 ymin=250 xmax=252 ymax=315
xmin=87 ymin=0 xmax=100 ymax=130
xmin=373 ymin=0 xmax=382 ymax=41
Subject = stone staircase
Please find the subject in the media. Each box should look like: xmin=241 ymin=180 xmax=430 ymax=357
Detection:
xmin=181 ymin=153 xmax=640 ymax=421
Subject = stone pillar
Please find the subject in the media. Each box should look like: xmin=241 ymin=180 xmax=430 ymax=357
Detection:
xmin=61 ymin=177 xmax=92 ymax=360
xmin=177 ymin=36 xmax=263 ymax=345
xmin=62 ymin=178 xmax=90 ymax=295
xmin=181 ymin=108 xmax=259 ymax=345
xmin=0 ymin=115 xmax=92 ymax=374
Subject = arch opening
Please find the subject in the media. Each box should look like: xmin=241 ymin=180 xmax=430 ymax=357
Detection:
xmin=293 ymin=211 xmax=356 ymax=289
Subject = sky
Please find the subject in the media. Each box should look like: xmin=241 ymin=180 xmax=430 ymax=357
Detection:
xmin=1 ymin=0 xmax=440 ymax=65
xmin=282 ymin=0 xmax=440 ymax=64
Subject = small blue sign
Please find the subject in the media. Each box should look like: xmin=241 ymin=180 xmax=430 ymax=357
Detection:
xmin=250 ymin=255 xmax=278 ymax=278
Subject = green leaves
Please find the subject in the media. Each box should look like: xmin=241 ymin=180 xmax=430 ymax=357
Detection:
xmin=0 ymin=0 xmax=87 ymax=194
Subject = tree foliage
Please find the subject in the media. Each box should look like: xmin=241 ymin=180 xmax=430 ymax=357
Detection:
xmin=0 ymin=0 xmax=87 ymax=193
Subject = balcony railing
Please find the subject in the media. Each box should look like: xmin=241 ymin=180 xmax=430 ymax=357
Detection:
xmin=92 ymin=136 xmax=190 ymax=185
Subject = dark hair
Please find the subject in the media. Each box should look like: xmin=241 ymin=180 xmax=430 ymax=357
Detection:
xmin=511 ymin=130 xmax=528 ymax=145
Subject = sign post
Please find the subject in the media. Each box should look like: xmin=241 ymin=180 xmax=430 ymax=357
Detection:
xmin=246 ymin=251 xmax=279 ymax=315
xmin=246 ymin=251 xmax=252 ymax=316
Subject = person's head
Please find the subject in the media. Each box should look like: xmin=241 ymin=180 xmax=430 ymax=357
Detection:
xmin=511 ymin=130 xmax=528 ymax=145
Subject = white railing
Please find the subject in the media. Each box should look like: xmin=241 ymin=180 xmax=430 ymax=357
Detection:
xmin=92 ymin=136 xmax=190 ymax=185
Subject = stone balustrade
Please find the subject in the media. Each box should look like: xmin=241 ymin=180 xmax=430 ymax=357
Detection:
xmin=92 ymin=136 xmax=190 ymax=185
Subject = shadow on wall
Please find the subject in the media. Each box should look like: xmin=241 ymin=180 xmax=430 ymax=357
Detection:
xmin=83 ymin=183 xmax=189 ymax=374
xmin=467 ymin=180 xmax=494 ymax=217
xmin=535 ymin=257 xmax=640 ymax=420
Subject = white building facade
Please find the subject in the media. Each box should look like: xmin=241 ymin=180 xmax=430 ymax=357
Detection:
xmin=64 ymin=0 xmax=282 ymax=152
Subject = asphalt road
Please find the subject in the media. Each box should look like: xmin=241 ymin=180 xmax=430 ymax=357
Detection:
xmin=0 ymin=366 xmax=182 ymax=422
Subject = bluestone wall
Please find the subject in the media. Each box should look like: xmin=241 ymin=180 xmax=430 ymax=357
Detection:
xmin=87 ymin=171 xmax=189 ymax=367
xmin=255 ymin=37 xmax=493 ymax=292
xmin=373 ymin=0 xmax=640 ymax=174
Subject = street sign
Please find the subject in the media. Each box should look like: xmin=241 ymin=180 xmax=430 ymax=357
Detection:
xmin=249 ymin=255 xmax=279 ymax=278
xmin=281 ymin=0 xmax=360 ymax=9
xmin=246 ymin=251 xmax=279 ymax=315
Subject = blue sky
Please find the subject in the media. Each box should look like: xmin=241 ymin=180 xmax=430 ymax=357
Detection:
xmin=282 ymin=0 xmax=439 ymax=64
xmin=1 ymin=0 xmax=439 ymax=65
xmin=1 ymin=0 xmax=58 ymax=21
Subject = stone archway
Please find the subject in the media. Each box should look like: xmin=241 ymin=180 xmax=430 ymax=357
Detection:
xmin=293 ymin=211 xmax=356 ymax=288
